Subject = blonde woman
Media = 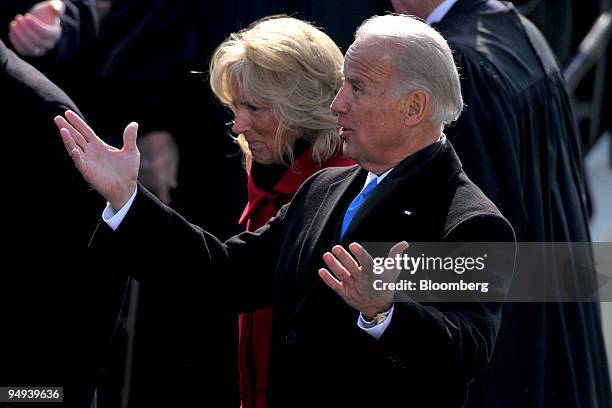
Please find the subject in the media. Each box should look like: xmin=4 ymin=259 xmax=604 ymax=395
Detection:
xmin=210 ymin=16 xmax=352 ymax=408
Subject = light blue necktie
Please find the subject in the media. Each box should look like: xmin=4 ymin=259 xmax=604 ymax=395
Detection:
xmin=340 ymin=178 xmax=378 ymax=238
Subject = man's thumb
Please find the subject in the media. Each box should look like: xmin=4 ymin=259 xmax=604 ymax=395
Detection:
xmin=49 ymin=1 xmax=66 ymax=17
xmin=32 ymin=1 xmax=65 ymax=24
xmin=123 ymin=122 xmax=139 ymax=151
xmin=389 ymin=241 xmax=410 ymax=259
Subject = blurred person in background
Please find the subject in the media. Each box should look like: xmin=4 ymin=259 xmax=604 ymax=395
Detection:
xmin=7 ymin=0 xmax=67 ymax=58
xmin=392 ymin=1 xmax=611 ymax=407
xmin=523 ymin=0 xmax=611 ymax=152
xmin=137 ymin=130 xmax=179 ymax=206
xmin=209 ymin=16 xmax=353 ymax=408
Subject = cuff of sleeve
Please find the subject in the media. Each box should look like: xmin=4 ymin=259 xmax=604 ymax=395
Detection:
xmin=102 ymin=188 xmax=138 ymax=231
xmin=357 ymin=305 xmax=395 ymax=340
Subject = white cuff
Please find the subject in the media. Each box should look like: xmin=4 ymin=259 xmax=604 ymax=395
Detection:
xmin=102 ymin=188 xmax=138 ymax=231
xmin=357 ymin=305 xmax=395 ymax=340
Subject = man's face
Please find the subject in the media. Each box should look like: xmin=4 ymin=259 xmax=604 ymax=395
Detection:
xmin=330 ymin=40 xmax=407 ymax=174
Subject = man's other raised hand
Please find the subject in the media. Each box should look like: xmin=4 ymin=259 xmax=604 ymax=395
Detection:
xmin=54 ymin=111 xmax=140 ymax=210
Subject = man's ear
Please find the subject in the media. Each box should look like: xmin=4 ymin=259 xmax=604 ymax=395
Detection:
xmin=403 ymin=90 xmax=430 ymax=127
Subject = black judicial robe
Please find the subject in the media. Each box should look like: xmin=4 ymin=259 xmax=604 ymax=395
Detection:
xmin=433 ymin=1 xmax=611 ymax=407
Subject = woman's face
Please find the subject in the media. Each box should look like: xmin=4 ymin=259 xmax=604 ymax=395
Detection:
xmin=232 ymin=100 xmax=280 ymax=165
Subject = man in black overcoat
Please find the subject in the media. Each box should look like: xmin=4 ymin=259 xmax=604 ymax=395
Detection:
xmin=54 ymin=15 xmax=517 ymax=407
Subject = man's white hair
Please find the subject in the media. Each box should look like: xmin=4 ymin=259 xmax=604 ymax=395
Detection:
xmin=355 ymin=14 xmax=463 ymax=127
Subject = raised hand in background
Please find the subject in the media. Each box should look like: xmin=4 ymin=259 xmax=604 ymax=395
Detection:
xmin=8 ymin=0 xmax=66 ymax=57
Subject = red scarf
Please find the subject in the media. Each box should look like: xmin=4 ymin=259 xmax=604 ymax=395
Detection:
xmin=238 ymin=147 xmax=353 ymax=408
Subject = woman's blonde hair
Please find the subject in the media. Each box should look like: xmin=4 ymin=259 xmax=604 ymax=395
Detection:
xmin=210 ymin=16 xmax=344 ymax=168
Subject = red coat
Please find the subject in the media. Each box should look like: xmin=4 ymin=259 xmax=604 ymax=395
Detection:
xmin=238 ymin=147 xmax=352 ymax=408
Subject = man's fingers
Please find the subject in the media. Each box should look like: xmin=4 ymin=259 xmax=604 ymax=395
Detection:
xmin=13 ymin=16 xmax=45 ymax=49
xmin=59 ymin=128 xmax=85 ymax=169
xmin=21 ymin=15 xmax=52 ymax=44
xmin=23 ymin=15 xmax=61 ymax=47
xmin=59 ymin=127 xmax=79 ymax=153
xmin=30 ymin=0 xmax=65 ymax=24
xmin=9 ymin=21 xmax=36 ymax=54
xmin=322 ymin=252 xmax=351 ymax=282
xmin=53 ymin=115 xmax=69 ymax=131
xmin=49 ymin=0 xmax=66 ymax=17
xmin=318 ymin=268 xmax=343 ymax=294
xmin=54 ymin=115 xmax=88 ymax=150
xmin=331 ymin=245 xmax=361 ymax=273
xmin=348 ymin=242 xmax=374 ymax=272
xmin=386 ymin=241 xmax=409 ymax=280
xmin=122 ymin=122 xmax=139 ymax=152
xmin=8 ymin=27 xmax=27 ymax=54
xmin=65 ymin=110 xmax=98 ymax=143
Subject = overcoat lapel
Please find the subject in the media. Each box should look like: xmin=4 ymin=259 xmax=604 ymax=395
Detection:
xmin=287 ymin=170 xmax=406 ymax=321
xmin=297 ymin=168 xmax=364 ymax=271
xmin=285 ymin=167 xmax=365 ymax=317
xmin=339 ymin=175 xmax=403 ymax=243
xmin=287 ymin=141 xmax=457 ymax=318
xmin=341 ymin=140 xmax=453 ymax=242
xmin=442 ymin=0 xmax=487 ymax=21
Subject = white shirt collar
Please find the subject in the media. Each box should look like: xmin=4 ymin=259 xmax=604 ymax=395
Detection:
xmin=426 ymin=0 xmax=459 ymax=25
xmin=365 ymin=168 xmax=393 ymax=189
xmin=362 ymin=134 xmax=445 ymax=190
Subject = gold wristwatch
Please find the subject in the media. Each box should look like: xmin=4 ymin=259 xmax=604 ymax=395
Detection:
xmin=363 ymin=308 xmax=391 ymax=325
